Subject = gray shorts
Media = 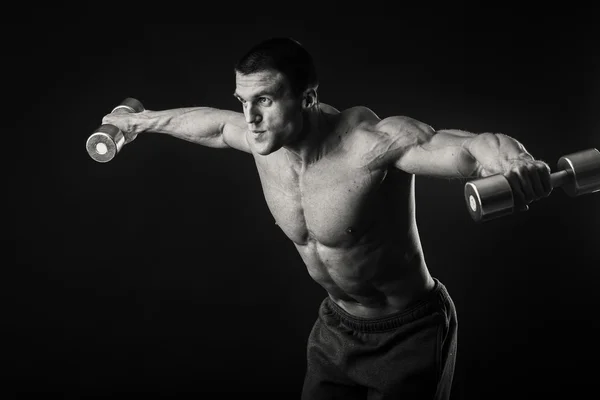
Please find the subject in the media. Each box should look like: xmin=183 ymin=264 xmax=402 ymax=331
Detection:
xmin=301 ymin=278 xmax=458 ymax=400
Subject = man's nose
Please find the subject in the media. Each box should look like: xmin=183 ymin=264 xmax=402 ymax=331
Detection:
xmin=244 ymin=104 xmax=262 ymax=124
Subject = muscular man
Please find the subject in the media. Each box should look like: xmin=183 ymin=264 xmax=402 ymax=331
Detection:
xmin=102 ymin=37 xmax=552 ymax=399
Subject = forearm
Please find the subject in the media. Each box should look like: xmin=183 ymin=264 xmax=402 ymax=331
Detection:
xmin=464 ymin=132 xmax=532 ymax=178
xmin=136 ymin=107 xmax=240 ymax=147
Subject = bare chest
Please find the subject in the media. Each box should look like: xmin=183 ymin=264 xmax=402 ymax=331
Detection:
xmin=254 ymin=151 xmax=387 ymax=247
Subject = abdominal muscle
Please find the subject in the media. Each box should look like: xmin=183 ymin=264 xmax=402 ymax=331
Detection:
xmin=294 ymin=229 xmax=435 ymax=319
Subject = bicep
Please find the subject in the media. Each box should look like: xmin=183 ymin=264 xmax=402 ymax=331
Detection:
xmin=221 ymin=111 xmax=252 ymax=153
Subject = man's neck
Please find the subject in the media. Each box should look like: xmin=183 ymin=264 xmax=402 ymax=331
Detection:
xmin=283 ymin=105 xmax=332 ymax=167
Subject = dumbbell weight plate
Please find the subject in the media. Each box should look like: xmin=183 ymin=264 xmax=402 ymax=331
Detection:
xmin=465 ymin=174 xmax=514 ymax=222
xmin=557 ymin=148 xmax=600 ymax=197
xmin=111 ymin=97 xmax=144 ymax=114
xmin=86 ymin=124 xmax=125 ymax=163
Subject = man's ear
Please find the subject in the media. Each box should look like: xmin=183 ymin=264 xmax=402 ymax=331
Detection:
xmin=302 ymin=88 xmax=318 ymax=109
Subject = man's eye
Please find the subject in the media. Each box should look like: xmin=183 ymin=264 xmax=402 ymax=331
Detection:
xmin=258 ymin=98 xmax=272 ymax=105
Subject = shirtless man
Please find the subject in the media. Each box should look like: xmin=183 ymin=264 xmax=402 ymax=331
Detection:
xmin=102 ymin=37 xmax=552 ymax=399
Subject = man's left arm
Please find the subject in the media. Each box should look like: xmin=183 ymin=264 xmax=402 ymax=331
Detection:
xmin=375 ymin=116 xmax=553 ymax=208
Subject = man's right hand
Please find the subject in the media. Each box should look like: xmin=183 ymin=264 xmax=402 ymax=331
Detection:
xmin=102 ymin=111 xmax=149 ymax=144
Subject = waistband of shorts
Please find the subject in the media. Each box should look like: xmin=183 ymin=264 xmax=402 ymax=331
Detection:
xmin=322 ymin=277 xmax=449 ymax=333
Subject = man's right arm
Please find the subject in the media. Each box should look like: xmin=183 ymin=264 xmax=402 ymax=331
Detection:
xmin=102 ymin=107 xmax=251 ymax=153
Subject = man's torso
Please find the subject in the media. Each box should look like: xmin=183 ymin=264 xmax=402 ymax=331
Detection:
xmin=251 ymin=105 xmax=434 ymax=318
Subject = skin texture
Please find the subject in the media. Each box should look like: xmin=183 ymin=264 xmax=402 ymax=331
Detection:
xmin=103 ymin=69 xmax=552 ymax=318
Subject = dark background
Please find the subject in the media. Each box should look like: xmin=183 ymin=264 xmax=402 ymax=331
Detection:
xmin=8 ymin=7 xmax=600 ymax=400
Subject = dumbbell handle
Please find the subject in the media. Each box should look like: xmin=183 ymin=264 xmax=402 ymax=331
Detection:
xmin=86 ymin=98 xmax=144 ymax=163
xmin=549 ymin=169 xmax=570 ymax=188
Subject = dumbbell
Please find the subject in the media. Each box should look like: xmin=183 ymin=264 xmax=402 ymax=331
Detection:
xmin=464 ymin=148 xmax=600 ymax=222
xmin=86 ymin=98 xmax=144 ymax=163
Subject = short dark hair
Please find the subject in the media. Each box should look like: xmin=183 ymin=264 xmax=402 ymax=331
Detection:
xmin=234 ymin=37 xmax=318 ymax=96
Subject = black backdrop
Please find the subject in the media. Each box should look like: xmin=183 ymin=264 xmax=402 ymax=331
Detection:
xmin=8 ymin=8 xmax=600 ymax=400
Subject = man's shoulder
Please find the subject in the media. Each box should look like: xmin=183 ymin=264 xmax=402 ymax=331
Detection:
xmin=322 ymin=103 xmax=426 ymax=145
xmin=321 ymin=105 xmax=385 ymax=167
xmin=329 ymin=106 xmax=429 ymax=169
xmin=333 ymin=106 xmax=393 ymax=146
xmin=322 ymin=103 xmax=424 ymax=132
xmin=338 ymin=105 xmax=381 ymax=127
xmin=322 ymin=104 xmax=380 ymax=140
xmin=335 ymin=106 xmax=418 ymax=135
xmin=320 ymin=103 xmax=378 ymax=121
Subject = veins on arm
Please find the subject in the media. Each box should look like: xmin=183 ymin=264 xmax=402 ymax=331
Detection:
xmin=368 ymin=116 xmax=481 ymax=179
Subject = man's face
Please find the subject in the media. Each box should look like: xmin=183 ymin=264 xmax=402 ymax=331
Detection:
xmin=234 ymin=69 xmax=304 ymax=155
